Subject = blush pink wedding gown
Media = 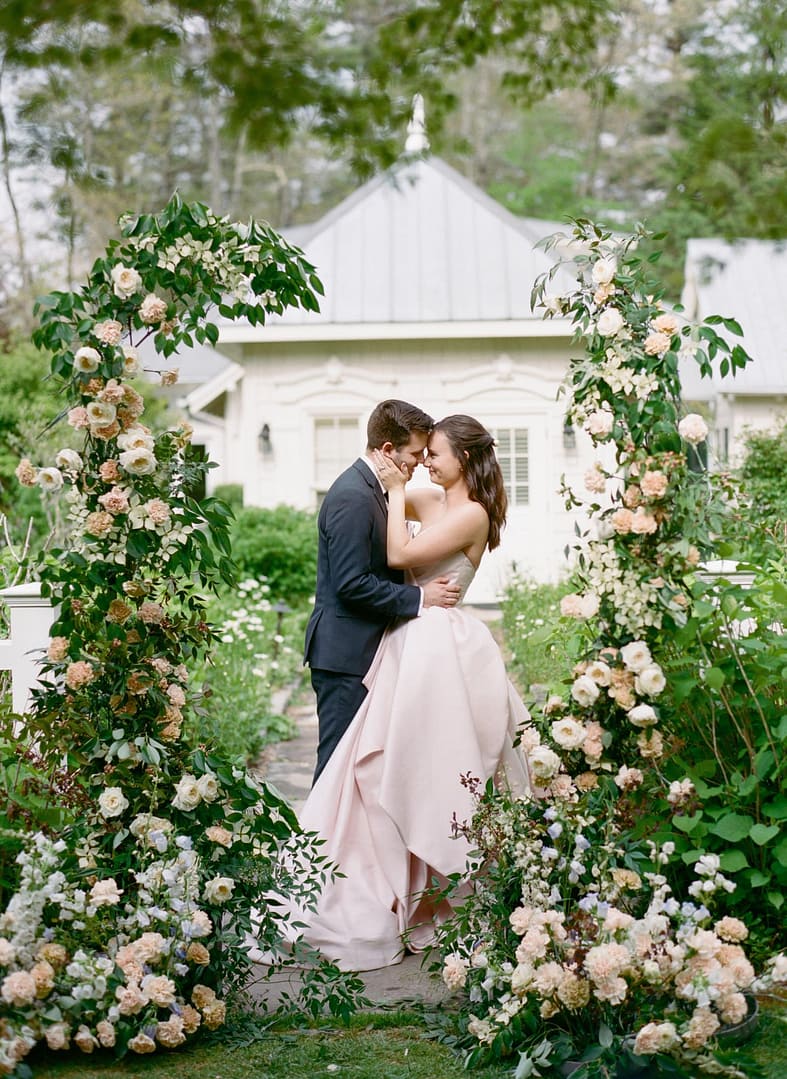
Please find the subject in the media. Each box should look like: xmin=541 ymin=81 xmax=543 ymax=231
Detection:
xmin=298 ymin=548 xmax=532 ymax=971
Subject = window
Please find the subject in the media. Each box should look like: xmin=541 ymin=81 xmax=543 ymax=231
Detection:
xmin=492 ymin=427 xmax=530 ymax=506
xmin=314 ymin=417 xmax=360 ymax=497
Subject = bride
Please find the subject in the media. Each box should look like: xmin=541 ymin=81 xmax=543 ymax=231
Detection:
xmin=299 ymin=414 xmax=531 ymax=971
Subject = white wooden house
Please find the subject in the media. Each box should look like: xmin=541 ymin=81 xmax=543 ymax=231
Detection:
xmin=679 ymin=238 xmax=787 ymax=463
xmin=181 ymin=154 xmax=590 ymax=603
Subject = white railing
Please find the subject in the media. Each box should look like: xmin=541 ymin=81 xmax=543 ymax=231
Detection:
xmin=0 ymin=583 xmax=56 ymax=714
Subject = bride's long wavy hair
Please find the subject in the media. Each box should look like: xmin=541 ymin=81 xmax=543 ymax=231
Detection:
xmin=432 ymin=415 xmax=508 ymax=550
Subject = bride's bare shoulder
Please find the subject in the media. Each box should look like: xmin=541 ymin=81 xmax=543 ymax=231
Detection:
xmin=405 ymin=486 xmax=444 ymax=521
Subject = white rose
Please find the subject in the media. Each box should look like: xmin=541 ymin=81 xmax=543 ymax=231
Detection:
xmin=635 ymin=665 xmax=666 ymax=696
xmin=591 ymin=257 xmax=617 ymax=286
xmin=551 ymin=717 xmax=587 ymax=750
xmin=678 ymin=413 xmax=709 ymax=445
xmin=55 ymin=448 xmax=83 ymax=473
xmin=86 ymin=401 xmax=117 ymax=428
xmin=74 ymin=346 xmax=101 ymax=373
xmin=172 ymin=775 xmax=201 ymax=811
xmin=0 ymin=938 xmax=15 ymax=965
xmin=620 ymin=640 xmax=653 ymax=672
xmin=586 ymin=660 xmax=611 ymax=686
xmin=627 ymin=703 xmax=658 ymax=727
xmin=584 ymin=409 xmax=614 ymax=438
xmin=122 ymin=346 xmax=143 ymax=378
xmin=37 ymin=467 xmax=64 ymax=493
xmin=98 ymin=786 xmax=129 ymax=819
xmin=119 ymin=448 xmax=157 ymax=476
xmin=571 ymin=675 xmax=600 ymax=708
xmin=528 ymin=745 xmax=561 ymax=782
xmin=117 ymin=426 xmax=155 ymax=452
xmin=203 ymin=877 xmax=235 ymax=905
xmin=196 ymin=773 xmax=219 ymax=803
xmin=596 ymin=307 xmax=624 ymax=336
xmin=111 ymin=263 xmax=143 ymax=299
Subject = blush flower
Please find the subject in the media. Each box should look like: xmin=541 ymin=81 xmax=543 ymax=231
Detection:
xmin=94 ymin=319 xmax=123 ymax=345
xmin=640 ymin=470 xmax=669 ymax=499
xmin=140 ymin=293 xmax=168 ymax=324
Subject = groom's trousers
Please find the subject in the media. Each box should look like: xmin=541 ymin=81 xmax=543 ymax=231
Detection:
xmin=310 ymin=668 xmax=368 ymax=785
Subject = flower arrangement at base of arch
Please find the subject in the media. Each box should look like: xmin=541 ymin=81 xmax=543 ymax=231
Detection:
xmin=432 ymin=222 xmax=785 ymax=1078
xmin=0 ymin=197 xmax=363 ymax=1076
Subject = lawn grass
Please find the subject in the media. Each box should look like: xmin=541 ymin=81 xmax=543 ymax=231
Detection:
xmin=26 ymin=1010 xmax=511 ymax=1079
xmin=24 ymin=1000 xmax=787 ymax=1079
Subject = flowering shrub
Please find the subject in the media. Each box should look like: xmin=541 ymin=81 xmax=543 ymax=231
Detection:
xmin=0 ymin=196 xmax=362 ymax=1075
xmin=433 ymin=222 xmax=785 ymax=1077
xmin=437 ymin=776 xmax=776 ymax=1078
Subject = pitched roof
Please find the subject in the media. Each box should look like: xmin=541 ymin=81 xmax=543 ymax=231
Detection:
xmin=679 ymin=238 xmax=787 ymax=399
xmin=258 ymin=156 xmax=576 ymax=327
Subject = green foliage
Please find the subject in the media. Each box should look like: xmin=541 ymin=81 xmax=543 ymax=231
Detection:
xmin=230 ymin=505 xmax=317 ymax=602
xmin=656 ymin=559 xmax=787 ymax=956
xmin=185 ymin=580 xmax=305 ymax=762
xmin=738 ymin=422 xmax=787 ymax=542
xmin=212 ymin=483 xmax=244 ymax=510
xmin=0 ymin=1 xmax=611 ymax=177
xmin=500 ymin=576 xmax=570 ymax=691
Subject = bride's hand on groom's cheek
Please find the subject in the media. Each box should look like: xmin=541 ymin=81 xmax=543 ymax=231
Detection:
xmin=372 ymin=449 xmax=406 ymax=489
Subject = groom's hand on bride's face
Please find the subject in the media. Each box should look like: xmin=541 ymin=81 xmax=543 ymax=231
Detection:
xmin=423 ymin=576 xmax=461 ymax=609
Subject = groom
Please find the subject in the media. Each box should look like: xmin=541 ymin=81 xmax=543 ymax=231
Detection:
xmin=304 ymin=399 xmax=461 ymax=783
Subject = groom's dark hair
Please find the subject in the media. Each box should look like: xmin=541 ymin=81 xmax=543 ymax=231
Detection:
xmin=366 ymin=399 xmax=433 ymax=450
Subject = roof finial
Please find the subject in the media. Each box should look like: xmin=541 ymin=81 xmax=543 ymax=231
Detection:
xmin=405 ymin=93 xmax=429 ymax=154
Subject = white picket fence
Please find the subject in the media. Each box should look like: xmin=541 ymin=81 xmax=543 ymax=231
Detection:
xmin=0 ymin=583 xmax=56 ymax=714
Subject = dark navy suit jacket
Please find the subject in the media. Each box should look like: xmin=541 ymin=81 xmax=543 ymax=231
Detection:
xmin=304 ymin=459 xmax=421 ymax=677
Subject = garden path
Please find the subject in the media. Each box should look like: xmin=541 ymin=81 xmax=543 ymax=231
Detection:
xmin=248 ymin=605 xmax=503 ymax=1009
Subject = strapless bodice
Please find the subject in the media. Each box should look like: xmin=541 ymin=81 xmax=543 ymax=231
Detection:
xmin=407 ymin=550 xmax=476 ymax=602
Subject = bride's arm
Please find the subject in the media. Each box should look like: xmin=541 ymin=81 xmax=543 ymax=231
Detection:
xmin=386 ymin=491 xmax=486 ymax=568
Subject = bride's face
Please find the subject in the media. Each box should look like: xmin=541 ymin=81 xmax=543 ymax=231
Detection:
xmin=425 ymin=430 xmax=463 ymax=488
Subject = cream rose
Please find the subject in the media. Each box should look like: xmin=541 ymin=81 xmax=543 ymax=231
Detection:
xmin=94 ymin=319 xmax=123 ymax=345
xmin=571 ymin=675 xmax=600 ymax=708
xmin=172 ymin=774 xmax=201 ymax=811
xmin=117 ymin=424 xmax=155 ymax=452
xmin=119 ymin=447 xmax=157 ymax=476
xmin=635 ymin=665 xmax=666 ymax=696
xmin=98 ymin=786 xmax=129 ymax=818
xmin=203 ymin=876 xmax=235 ymax=904
xmin=54 ymin=448 xmax=83 ymax=473
xmin=1 ymin=970 xmax=37 ymax=1007
xmin=528 ymin=745 xmax=561 ymax=782
xmin=86 ymin=400 xmax=117 ymax=429
xmin=591 ymin=257 xmax=617 ymax=286
xmin=196 ymin=773 xmax=219 ymax=802
xmin=597 ymin=307 xmax=624 ymax=336
xmin=111 ymin=263 xmax=143 ymax=299
xmin=551 ymin=716 xmax=586 ymax=750
xmin=37 ymin=467 xmax=64 ymax=493
xmin=620 ymin=640 xmax=652 ymax=672
xmin=678 ymin=413 xmax=709 ymax=445
xmin=122 ymin=346 xmax=143 ymax=377
xmin=74 ymin=346 xmax=101 ymax=373
xmin=627 ymin=703 xmax=658 ymax=727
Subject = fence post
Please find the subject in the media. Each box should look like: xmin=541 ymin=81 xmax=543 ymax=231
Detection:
xmin=0 ymin=582 xmax=55 ymax=715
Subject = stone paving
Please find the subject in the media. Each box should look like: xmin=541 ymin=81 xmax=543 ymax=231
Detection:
xmin=248 ymin=606 xmax=503 ymax=1009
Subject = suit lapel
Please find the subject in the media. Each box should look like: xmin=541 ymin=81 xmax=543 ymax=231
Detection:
xmin=352 ymin=458 xmax=388 ymax=516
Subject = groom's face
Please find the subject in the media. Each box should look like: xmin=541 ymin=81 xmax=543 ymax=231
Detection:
xmin=386 ymin=432 xmax=428 ymax=479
